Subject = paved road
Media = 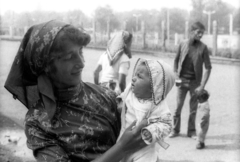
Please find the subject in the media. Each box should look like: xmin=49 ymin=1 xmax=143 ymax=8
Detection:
xmin=0 ymin=40 xmax=240 ymax=162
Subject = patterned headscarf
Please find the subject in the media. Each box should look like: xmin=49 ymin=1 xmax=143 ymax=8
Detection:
xmin=133 ymin=58 xmax=175 ymax=105
xmin=4 ymin=20 xmax=90 ymax=121
xmin=106 ymin=30 xmax=132 ymax=65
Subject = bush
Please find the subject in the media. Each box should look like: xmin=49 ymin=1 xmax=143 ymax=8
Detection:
xmin=217 ymin=49 xmax=232 ymax=58
xmin=231 ymin=49 xmax=240 ymax=59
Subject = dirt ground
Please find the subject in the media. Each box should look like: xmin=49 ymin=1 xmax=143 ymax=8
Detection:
xmin=0 ymin=113 xmax=35 ymax=162
xmin=1 ymin=41 xmax=240 ymax=162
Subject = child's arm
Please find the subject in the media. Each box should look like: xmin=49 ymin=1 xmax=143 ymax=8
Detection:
xmin=141 ymin=113 xmax=172 ymax=148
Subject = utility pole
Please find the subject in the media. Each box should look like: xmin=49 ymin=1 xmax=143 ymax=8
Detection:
xmin=203 ymin=10 xmax=215 ymax=34
xmin=229 ymin=14 xmax=233 ymax=35
xmin=107 ymin=16 xmax=110 ymax=40
xmin=133 ymin=14 xmax=141 ymax=32
xmin=167 ymin=8 xmax=170 ymax=45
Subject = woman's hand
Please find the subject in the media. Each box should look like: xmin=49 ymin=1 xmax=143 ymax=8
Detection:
xmin=118 ymin=119 xmax=148 ymax=153
xmin=115 ymin=86 xmax=122 ymax=96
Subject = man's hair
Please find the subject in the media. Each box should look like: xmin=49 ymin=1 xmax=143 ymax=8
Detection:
xmin=190 ymin=21 xmax=205 ymax=31
xmin=197 ymin=89 xmax=210 ymax=102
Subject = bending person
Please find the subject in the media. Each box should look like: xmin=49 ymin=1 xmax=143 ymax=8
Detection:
xmin=94 ymin=31 xmax=133 ymax=95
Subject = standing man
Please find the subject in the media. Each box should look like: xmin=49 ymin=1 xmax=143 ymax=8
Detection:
xmin=169 ymin=21 xmax=212 ymax=138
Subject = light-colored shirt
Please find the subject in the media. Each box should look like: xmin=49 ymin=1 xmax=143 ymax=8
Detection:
xmin=97 ymin=52 xmax=130 ymax=83
xmin=198 ymin=101 xmax=210 ymax=113
xmin=118 ymin=88 xmax=172 ymax=162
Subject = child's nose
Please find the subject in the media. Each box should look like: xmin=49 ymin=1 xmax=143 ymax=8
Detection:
xmin=132 ymin=77 xmax=136 ymax=82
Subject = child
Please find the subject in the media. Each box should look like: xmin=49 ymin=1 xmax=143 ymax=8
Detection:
xmin=117 ymin=58 xmax=175 ymax=162
xmin=196 ymin=89 xmax=210 ymax=149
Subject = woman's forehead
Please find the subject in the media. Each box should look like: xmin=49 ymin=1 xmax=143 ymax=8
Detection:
xmin=52 ymin=38 xmax=82 ymax=56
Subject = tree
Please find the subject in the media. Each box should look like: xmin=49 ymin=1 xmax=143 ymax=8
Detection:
xmin=169 ymin=8 xmax=188 ymax=34
xmin=204 ymin=0 xmax=235 ymax=34
xmin=94 ymin=5 xmax=119 ymax=33
xmin=65 ymin=10 xmax=88 ymax=28
xmin=190 ymin=0 xmax=205 ymax=23
xmin=233 ymin=8 xmax=240 ymax=33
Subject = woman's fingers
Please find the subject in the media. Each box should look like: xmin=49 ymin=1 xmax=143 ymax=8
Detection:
xmin=125 ymin=120 xmax=137 ymax=131
xmin=132 ymin=118 xmax=148 ymax=133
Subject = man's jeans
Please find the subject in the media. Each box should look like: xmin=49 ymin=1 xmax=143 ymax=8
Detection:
xmin=172 ymin=80 xmax=199 ymax=136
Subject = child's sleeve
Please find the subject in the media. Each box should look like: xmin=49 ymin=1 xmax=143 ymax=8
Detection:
xmin=141 ymin=112 xmax=172 ymax=149
xmin=97 ymin=52 xmax=104 ymax=65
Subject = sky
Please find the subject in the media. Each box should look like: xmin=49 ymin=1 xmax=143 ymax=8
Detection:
xmin=0 ymin=0 xmax=239 ymax=16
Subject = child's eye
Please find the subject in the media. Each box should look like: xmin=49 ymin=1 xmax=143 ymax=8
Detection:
xmin=137 ymin=73 xmax=141 ymax=78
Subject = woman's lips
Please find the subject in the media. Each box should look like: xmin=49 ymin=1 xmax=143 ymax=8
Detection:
xmin=72 ymin=70 xmax=82 ymax=75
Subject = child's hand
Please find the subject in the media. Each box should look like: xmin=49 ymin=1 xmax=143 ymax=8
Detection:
xmin=142 ymin=129 xmax=152 ymax=142
xmin=115 ymin=85 xmax=121 ymax=96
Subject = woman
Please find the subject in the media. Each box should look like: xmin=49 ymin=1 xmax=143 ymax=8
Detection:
xmin=4 ymin=20 xmax=147 ymax=162
xmin=94 ymin=31 xmax=132 ymax=95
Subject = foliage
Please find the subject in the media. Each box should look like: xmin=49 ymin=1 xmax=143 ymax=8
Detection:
xmin=169 ymin=8 xmax=188 ymax=33
xmin=94 ymin=5 xmax=120 ymax=33
xmin=215 ymin=48 xmax=240 ymax=59
xmin=190 ymin=0 xmax=205 ymax=23
xmin=65 ymin=10 xmax=89 ymax=28
xmin=190 ymin=0 xmax=237 ymax=34
xmin=233 ymin=8 xmax=240 ymax=34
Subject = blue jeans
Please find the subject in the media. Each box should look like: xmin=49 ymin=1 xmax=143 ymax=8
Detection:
xmin=172 ymin=80 xmax=199 ymax=136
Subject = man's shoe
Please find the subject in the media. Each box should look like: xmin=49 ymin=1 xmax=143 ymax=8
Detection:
xmin=169 ymin=132 xmax=179 ymax=138
xmin=188 ymin=134 xmax=197 ymax=140
xmin=196 ymin=142 xmax=205 ymax=149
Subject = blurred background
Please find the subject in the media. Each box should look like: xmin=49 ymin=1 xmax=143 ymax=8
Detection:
xmin=0 ymin=1 xmax=240 ymax=161
xmin=0 ymin=0 xmax=240 ymax=58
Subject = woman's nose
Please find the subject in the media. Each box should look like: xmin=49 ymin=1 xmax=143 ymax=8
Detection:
xmin=75 ymin=54 xmax=85 ymax=69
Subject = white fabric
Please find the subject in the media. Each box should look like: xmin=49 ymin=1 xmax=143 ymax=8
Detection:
xmin=117 ymin=59 xmax=174 ymax=162
xmin=198 ymin=101 xmax=210 ymax=113
xmin=118 ymin=85 xmax=172 ymax=162
xmin=106 ymin=31 xmax=131 ymax=64
xmin=132 ymin=59 xmax=175 ymax=105
xmin=97 ymin=52 xmax=130 ymax=83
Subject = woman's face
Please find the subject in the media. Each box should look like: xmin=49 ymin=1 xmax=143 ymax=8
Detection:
xmin=48 ymin=40 xmax=85 ymax=89
xmin=131 ymin=63 xmax=152 ymax=99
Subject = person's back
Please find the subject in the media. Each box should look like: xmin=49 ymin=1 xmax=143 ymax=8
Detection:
xmin=98 ymin=51 xmax=130 ymax=89
xmin=94 ymin=31 xmax=132 ymax=94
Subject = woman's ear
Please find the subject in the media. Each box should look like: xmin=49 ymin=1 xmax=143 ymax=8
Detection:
xmin=44 ymin=66 xmax=51 ymax=74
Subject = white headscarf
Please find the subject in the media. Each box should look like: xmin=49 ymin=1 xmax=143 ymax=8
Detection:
xmin=132 ymin=58 xmax=175 ymax=106
xmin=106 ymin=30 xmax=132 ymax=65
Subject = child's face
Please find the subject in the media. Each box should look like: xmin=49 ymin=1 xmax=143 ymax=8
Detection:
xmin=131 ymin=63 xmax=152 ymax=100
